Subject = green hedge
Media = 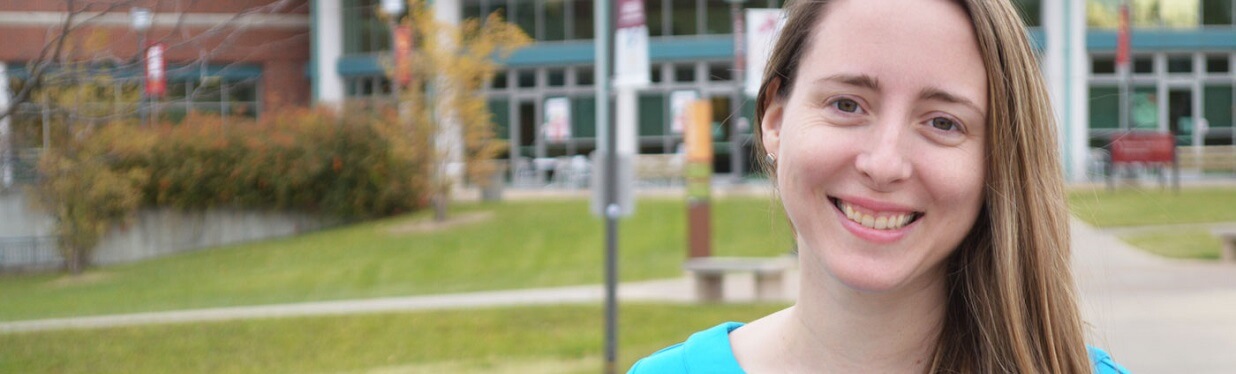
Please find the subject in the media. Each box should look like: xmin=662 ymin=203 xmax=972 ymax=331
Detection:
xmin=93 ymin=108 xmax=431 ymax=220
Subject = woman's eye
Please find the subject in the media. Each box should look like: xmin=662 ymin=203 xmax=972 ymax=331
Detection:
xmin=832 ymin=98 xmax=861 ymax=113
xmin=930 ymin=117 xmax=959 ymax=132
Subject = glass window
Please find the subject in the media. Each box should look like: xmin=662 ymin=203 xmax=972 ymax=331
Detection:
xmin=705 ymin=0 xmax=732 ymax=34
xmin=1202 ymin=0 xmax=1234 ymax=25
xmin=708 ymin=62 xmax=732 ymax=82
xmin=464 ymin=1 xmax=482 ymax=21
xmin=1204 ymin=85 xmax=1233 ymax=128
xmin=576 ymin=66 xmax=594 ymax=86
xmin=1092 ymin=56 xmax=1116 ymax=74
xmin=1133 ymin=56 xmax=1154 ymax=74
xmin=650 ymin=64 xmax=662 ymax=83
xmin=544 ymin=0 xmax=566 ymax=41
xmin=675 ymin=64 xmax=695 ymax=83
xmin=489 ymin=99 xmax=511 ymax=140
xmin=1015 ymin=0 xmax=1042 ymax=27
xmin=548 ymin=69 xmax=566 ymax=87
xmin=514 ymin=0 xmax=536 ymax=39
xmin=647 ymin=0 xmax=665 ymax=36
xmin=672 ymin=0 xmax=699 ymax=35
xmin=1159 ymin=0 xmax=1201 ymax=28
xmin=1167 ymin=55 xmax=1193 ymax=73
xmin=491 ymin=71 xmax=509 ymax=89
xmin=573 ymin=0 xmax=594 ymax=39
xmin=1207 ymin=55 xmax=1230 ymax=73
xmin=1131 ymin=86 xmax=1158 ymax=130
xmin=518 ymin=69 xmax=537 ymax=88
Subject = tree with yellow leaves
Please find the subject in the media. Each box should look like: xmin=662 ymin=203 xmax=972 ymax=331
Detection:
xmin=385 ymin=0 xmax=531 ymax=221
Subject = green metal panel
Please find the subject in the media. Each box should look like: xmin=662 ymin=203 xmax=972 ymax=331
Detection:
xmin=1205 ymin=85 xmax=1233 ymax=128
xmin=1089 ymin=86 xmax=1120 ymax=129
xmin=571 ymin=96 xmax=596 ymax=138
xmin=639 ymin=93 xmax=665 ymax=136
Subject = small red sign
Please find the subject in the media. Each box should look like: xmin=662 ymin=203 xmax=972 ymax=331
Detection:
xmin=145 ymin=43 xmax=166 ymax=97
xmin=1111 ymin=132 xmax=1174 ymax=164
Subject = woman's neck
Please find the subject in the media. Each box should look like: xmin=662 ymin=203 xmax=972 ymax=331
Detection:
xmin=732 ymin=262 xmax=949 ymax=373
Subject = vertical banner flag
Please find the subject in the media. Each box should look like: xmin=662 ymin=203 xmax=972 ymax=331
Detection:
xmin=744 ymin=9 xmax=786 ymax=98
xmin=394 ymin=25 xmax=414 ymax=88
xmin=145 ymin=43 xmax=167 ymax=97
xmin=670 ymin=90 xmax=699 ymax=134
xmin=613 ymin=0 xmax=651 ymax=88
xmin=544 ymin=97 xmax=572 ymax=143
xmin=1116 ymin=4 xmax=1130 ymax=67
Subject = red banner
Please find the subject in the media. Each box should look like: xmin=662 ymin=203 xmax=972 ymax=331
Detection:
xmin=145 ymin=43 xmax=166 ymax=97
xmin=1111 ymin=132 xmax=1174 ymax=164
xmin=393 ymin=25 xmax=413 ymax=88
xmin=1116 ymin=4 xmax=1130 ymax=67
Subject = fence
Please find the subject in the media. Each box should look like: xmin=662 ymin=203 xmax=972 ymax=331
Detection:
xmin=0 ymin=236 xmax=62 ymax=272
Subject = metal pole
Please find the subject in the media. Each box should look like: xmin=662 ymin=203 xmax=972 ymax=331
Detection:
xmin=729 ymin=0 xmax=745 ymax=183
xmin=596 ymin=0 xmax=617 ymax=372
xmin=138 ymin=34 xmax=147 ymax=127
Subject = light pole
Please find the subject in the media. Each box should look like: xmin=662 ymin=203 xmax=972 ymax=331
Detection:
xmin=726 ymin=0 xmax=747 ymax=182
xmin=130 ymin=7 xmax=152 ymax=126
xmin=381 ymin=0 xmax=406 ymax=60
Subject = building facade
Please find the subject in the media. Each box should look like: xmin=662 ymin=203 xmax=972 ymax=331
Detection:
xmin=0 ymin=0 xmax=311 ymax=125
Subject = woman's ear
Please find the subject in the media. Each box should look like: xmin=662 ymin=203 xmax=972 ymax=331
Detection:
xmin=761 ymin=79 xmax=785 ymax=156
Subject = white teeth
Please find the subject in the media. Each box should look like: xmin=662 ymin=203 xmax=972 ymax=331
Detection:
xmin=838 ymin=200 xmax=916 ymax=230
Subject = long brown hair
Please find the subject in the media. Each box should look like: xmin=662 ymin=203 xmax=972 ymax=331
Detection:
xmin=753 ymin=0 xmax=1090 ymax=372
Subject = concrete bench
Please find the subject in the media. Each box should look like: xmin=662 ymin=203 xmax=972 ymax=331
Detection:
xmin=1213 ymin=228 xmax=1236 ymax=263
xmin=683 ymin=257 xmax=793 ymax=302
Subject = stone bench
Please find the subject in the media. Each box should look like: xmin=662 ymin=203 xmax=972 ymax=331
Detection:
xmin=683 ymin=256 xmax=793 ymax=302
xmin=1213 ymin=228 xmax=1236 ymax=263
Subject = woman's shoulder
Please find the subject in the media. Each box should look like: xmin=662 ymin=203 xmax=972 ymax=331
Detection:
xmin=628 ymin=322 xmax=746 ymax=374
xmin=1087 ymin=346 xmax=1131 ymax=374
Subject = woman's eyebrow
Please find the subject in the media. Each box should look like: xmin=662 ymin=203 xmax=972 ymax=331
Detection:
xmin=814 ymin=73 xmax=881 ymax=91
xmin=918 ymin=87 xmax=984 ymax=116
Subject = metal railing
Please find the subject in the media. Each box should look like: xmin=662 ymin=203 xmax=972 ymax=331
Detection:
xmin=0 ymin=236 xmax=63 ymax=272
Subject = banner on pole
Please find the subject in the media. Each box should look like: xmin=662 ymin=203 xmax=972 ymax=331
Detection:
xmin=613 ymin=0 xmax=650 ymax=88
xmin=744 ymin=9 xmax=785 ymax=98
xmin=145 ymin=43 xmax=166 ymax=97
xmin=669 ymin=90 xmax=698 ymax=134
xmin=394 ymin=25 xmax=414 ymax=88
xmin=1116 ymin=4 xmax=1130 ymax=67
xmin=543 ymin=97 xmax=572 ymax=143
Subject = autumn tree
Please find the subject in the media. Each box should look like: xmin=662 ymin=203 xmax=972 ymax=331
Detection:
xmin=386 ymin=0 xmax=530 ymax=221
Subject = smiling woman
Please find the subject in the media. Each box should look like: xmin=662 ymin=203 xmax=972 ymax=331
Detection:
xmin=630 ymin=0 xmax=1128 ymax=373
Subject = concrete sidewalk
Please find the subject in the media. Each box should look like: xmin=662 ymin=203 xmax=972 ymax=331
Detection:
xmin=1071 ymin=218 xmax=1236 ymax=373
xmin=2 ymin=218 xmax=1233 ymax=372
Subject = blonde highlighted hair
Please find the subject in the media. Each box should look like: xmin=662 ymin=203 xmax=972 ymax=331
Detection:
xmin=753 ymin=0 xmax=1090 ymax=372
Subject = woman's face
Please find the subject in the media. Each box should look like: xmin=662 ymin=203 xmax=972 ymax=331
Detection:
xmin=762 ymin=0 xmax=988 ymax=293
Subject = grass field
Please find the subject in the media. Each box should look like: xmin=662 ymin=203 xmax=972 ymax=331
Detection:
xmin=1067 ymin=187 xmax=1236 ymax=227
xmin=0 ymin=197 xmax=793 ymax=322
xmin=1068 ymin=187 xmax=1236 ymax=260
xmin=1121 ymin=229 xmax=1223 ymax=260
xmin=0 ymin=303 xmax=786 ymax=374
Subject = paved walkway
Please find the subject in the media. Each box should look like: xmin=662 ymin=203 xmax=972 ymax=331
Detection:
xmin=3 ymin=218 xmax=1235 ymax=373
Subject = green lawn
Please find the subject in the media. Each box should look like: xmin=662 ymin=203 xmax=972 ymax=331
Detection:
xmin=1068 ymin=187 xmax=1236 ymax=227
xmin=0 ymin=197 xmax=793 ymax=322
xmin=1068 ymin=187 xmax=1236 ymax=260
xmin=1121 ymin=229 xmax=1223 ymax=260
xmin=0 ymin=303 xmax=786 ymax=374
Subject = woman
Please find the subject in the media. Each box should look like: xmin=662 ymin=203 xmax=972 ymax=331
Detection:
xmin=630 ymin=0 xmax=1128 ymax=372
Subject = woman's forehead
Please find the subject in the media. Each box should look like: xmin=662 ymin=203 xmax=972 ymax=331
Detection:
xmin=794 ymin=0 xmax=988 ymax=112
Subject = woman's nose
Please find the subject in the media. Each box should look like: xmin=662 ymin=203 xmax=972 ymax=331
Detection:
xmin=854 ymin=122 xmax=912 ymax=190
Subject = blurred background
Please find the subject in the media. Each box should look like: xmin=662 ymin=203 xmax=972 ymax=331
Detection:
xmin=0 ymin=0 xmax=1234 ymax=373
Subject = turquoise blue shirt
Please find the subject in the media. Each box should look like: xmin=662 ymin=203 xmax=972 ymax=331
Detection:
xmin=630 ymin=322 xmax=1130 ymax=373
